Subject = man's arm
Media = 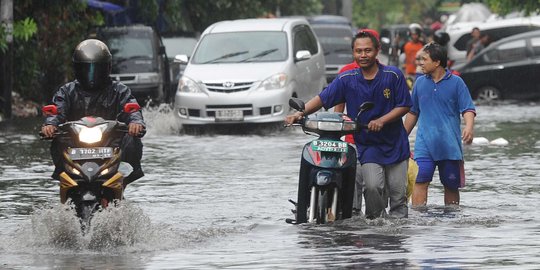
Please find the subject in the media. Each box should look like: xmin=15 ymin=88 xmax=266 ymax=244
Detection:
xmin=404 ymin=112 xmax=418 ymax=135
xmin=368 ymin=106 xmax=410 ymax=132
xmin=284 ymin=95 xmax=324 ymax=125
xmin=462 ymin=111 xmax=475 ymax=144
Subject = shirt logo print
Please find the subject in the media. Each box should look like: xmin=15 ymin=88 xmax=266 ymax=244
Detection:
xmin=383 ymin=88 xmax=391 ymax=99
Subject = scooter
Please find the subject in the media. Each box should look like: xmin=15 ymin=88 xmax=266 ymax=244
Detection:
xmin=40 ymin=103 xmax=144 ymax=232
xmin=286 ymin=98 xmax=374 ymax=224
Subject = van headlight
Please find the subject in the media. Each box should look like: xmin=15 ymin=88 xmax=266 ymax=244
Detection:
xmin=139 ymin=73 xmax=160 ymax=84
xmin=178 ymin=76 xmax=203 ymax=93
xmin=258 ymin=73 xmax=287 ymax=90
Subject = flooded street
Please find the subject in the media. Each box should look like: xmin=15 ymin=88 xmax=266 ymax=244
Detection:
xmin=1 ymin=103 xmax=540 ymax=269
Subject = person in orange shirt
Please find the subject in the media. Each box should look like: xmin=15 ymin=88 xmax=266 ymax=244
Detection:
xmin=402 ymin=24 xmax=425 ymax=78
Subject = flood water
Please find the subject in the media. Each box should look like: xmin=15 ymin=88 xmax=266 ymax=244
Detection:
xmin=1 ymin=102 xmax=539 ymax=269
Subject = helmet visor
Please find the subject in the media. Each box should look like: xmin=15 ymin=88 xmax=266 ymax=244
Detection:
xmin=74 ymin=62 xmax=110 ymax=91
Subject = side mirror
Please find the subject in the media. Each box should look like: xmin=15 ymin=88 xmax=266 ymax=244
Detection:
xmin=42 ymin=105 xmax=58 ymax=116
xmin=295 ymin=50 xmax=311 ymax=62
xmin=124 ymin=103 xmax=141 ymax=113
xmin=289 ymin=98 xmax=305 ymax=112
xmin=159 ymin=45 xmax=166 ymax=55
xmin=174 ymin=54 xmax=189 ymax=64
xmin=358 ymin=102 xmax=374 ymax=113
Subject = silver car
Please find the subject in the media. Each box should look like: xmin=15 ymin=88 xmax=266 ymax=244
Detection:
xmin=173 ymin=18 xmax=326 ymax=125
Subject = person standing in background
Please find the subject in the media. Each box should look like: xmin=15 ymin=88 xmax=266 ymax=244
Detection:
xmin=404 ymin=42 xmax=475 ymax=207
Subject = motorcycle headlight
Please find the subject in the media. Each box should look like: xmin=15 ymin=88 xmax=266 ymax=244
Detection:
xmin=258 ymin=73 xmax=287 ymax=90
xmin=178 ymin=76 xmax=203 ymax=93
xmin=77 ymin=125 xmax=106 ymax=144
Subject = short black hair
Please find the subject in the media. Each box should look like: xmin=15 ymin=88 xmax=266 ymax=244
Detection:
xmin=423 ymin=42 xmax=447 ymax=68
xmin=351 ymin=30 xmax=380 ymax=50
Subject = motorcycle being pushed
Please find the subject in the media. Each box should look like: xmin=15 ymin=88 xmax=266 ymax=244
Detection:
xmin=40 ymin=103 xmax=144 ymax=231
xmin=286 ymin=98 xmax=373 ymax=224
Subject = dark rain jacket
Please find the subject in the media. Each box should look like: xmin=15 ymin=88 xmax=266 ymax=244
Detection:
xmin=45 ymin=80 xmax=145 ymax=127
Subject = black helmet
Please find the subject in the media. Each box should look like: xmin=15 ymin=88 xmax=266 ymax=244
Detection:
xmin=433 ymin=30 xmax=450 ymax=46
xmin=72 ymin=39 xmax=112 ymax=91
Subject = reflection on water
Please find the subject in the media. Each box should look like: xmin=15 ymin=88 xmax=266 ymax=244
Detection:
xmin=1 ymin=103 xmax=540 ymax=269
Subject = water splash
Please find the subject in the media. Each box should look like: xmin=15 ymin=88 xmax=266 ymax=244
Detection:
xmin=3 ymin=201 xmax=251 ymax=254
xmin=141 ymin=104 xmax=182 ymax=136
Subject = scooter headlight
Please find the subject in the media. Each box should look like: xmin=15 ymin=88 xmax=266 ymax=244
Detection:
xmin=317 ymin=121 xmax=343 ymax=131
xmin=76 ymin=124 xmax=106 ymax=144
xmin=342 ymin=121 xmax=357 ymax=131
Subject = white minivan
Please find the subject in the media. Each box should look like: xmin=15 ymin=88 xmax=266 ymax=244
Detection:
xmin=173 ymin=18 xmax=326 ymax=126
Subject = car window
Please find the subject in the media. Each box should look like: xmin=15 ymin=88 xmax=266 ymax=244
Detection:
xmin=191 ymin=31 xmax=288 ymax=64
xmin=294 ymin=25 xmax=319 ymax=55
xmin=454 ymin=26 xmax=540 ymax=51
xmin=531 ymin=36 xmax=540 ymax=56
xmin=485 ymin=39 xmax=527 ymax=63
xmin=107 ymin=36 xmax=154 ymax=59
xmin=313 ymin=28 xmax=352 ymax=52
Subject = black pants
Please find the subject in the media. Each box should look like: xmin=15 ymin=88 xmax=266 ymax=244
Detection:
xmin=50 ymin=135 xmax=144 ymax=184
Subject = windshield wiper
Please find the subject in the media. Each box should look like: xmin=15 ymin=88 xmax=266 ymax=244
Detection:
xmin=239 ymin=48 xmax=279 ymax=62
xmin=203 ymin=50 xmax=249 ymax=64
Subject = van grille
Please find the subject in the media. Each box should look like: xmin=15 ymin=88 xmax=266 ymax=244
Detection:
xmin=204 ymin=82 xmax=254 ymax=93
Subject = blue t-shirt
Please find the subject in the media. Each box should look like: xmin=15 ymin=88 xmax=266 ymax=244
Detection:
xmin=319 ymin=63 xmax=412 ymax=165
xmin=410 ymin=69 xmax=476 ymax=161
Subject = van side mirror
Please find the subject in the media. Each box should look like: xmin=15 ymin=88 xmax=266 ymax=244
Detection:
xmin=159 ymin=45 xmax=166 ymax=55
xmin=295 ymin=50 xmax=312 ymax=62
xmin=42 ymin=105 xmax=58 ymax=116
xmin=174 ymin=54 xmax=189 ymax=64
xmin=124 ymin=103 xmax=141 ymax=113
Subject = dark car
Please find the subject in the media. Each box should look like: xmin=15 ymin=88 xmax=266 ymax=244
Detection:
xmin=162 ymin=33 xmax=198 ymax=102
xmin=311 ymin=24 xmax=354 ymax=83
xmin=457 ymin=30 xmax=540 ymax=101
xmin=308 ymin=15 xmax=355 ymax=33
xmin=96 ymin=25 xmax=170 ymax=104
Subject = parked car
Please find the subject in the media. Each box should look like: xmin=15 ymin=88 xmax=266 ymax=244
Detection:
xmin=96 ymin=25 xmax=170 ymax=105
xmin=162 ymin=33 xmax=198 ymax=103
xmin=445 ymin=16 xmax=540 ymax=69
xmin=173 ymin=18 xmax=326 ymax=126
xmin=457 ymin=30 xmax=540 ymax=101
xmin=307 ymin=15 xmax=355 ymax=33
xmin=311 ymin=24 xmax=354 ymax=83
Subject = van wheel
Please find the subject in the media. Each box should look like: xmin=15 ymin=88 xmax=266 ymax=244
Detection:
xmin=476 ymin=86 xmax=501 ymax=101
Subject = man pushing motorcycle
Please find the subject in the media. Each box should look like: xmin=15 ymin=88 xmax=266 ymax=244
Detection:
xmin=41 ymin=39 xmax=145 ymax=187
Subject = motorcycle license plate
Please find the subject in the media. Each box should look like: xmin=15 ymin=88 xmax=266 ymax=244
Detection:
xmin=215 ymin=109 xmax=243 ymax=121
xmin=311 ymin=140 xmax=348 ymax=153
xmin=68 ymin=147 xmax=114 ymax=160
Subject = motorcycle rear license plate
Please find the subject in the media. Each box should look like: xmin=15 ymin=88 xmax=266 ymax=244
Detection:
xmin=68 ymin=147 xmax=114 ymax=160
xmin=215 ymin=109 xmax=243 ymax=121
xmin=311 ymin=140 xmax=348 ymax=153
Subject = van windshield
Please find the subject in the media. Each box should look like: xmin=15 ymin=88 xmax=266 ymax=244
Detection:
xmin=191 ymin=31 xmax=288 ymax=64
xmin=100 ymin=30 xmax=157 ymax=73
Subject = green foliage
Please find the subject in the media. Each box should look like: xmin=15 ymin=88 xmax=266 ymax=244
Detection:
xmin=486 ymin=0 xmax=540 ymax=16
xmin=13 ymin=18 xmax=37 ymax=41
xmin=352 ymin=0 xmax=439 ymax=30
